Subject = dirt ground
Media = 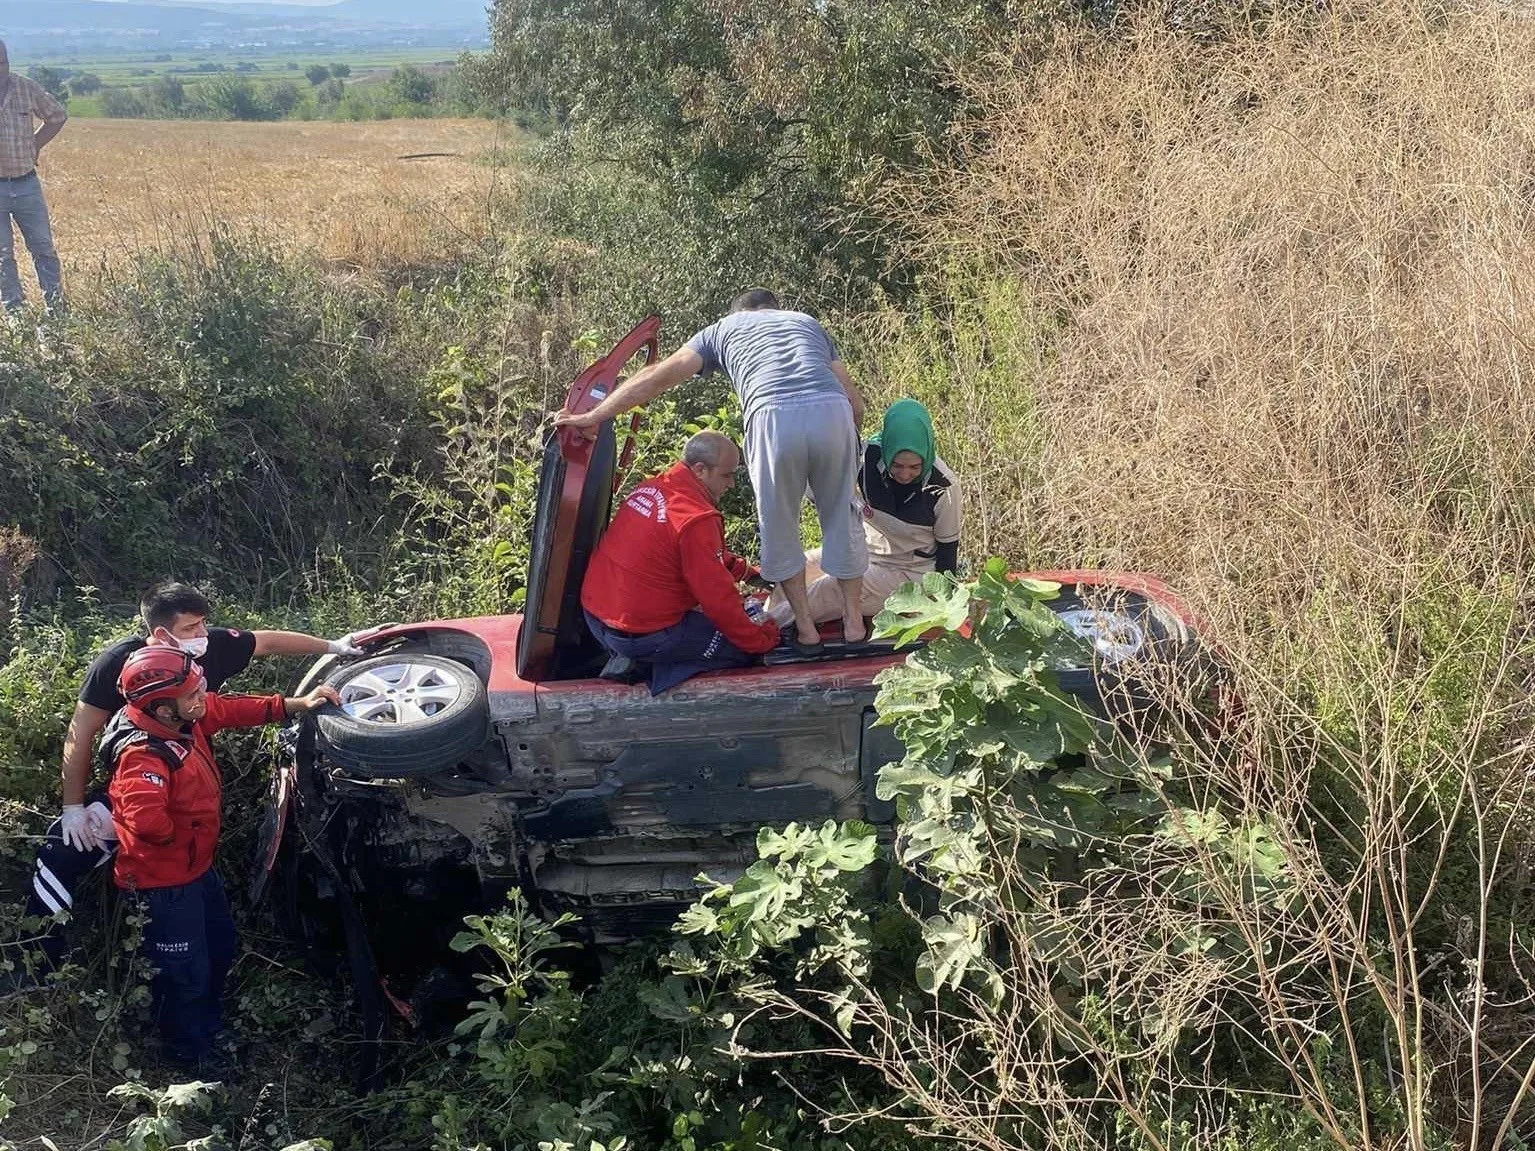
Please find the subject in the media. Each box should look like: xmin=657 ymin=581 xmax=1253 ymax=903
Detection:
xmin=23 ymin=117 xmax=512 ymax=295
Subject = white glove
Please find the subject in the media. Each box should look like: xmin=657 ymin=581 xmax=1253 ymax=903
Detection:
xmin=59 ymin=804 xmax=99 ymax=852
xmin=85 ymin=802 xmax=116 ymax=844
xmin=329 ymin=623 xmax=400 ymax=658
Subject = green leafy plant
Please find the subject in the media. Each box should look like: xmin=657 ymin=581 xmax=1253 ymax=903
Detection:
xmin=657 ymin=561 xmax=1338 ymax=1149
xmin=105 ymin=1081 xmax=221 ymax=1151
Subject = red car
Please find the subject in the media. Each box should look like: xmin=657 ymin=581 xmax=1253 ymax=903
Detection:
xmin=259 ymin=318 xmax=1206 ymax=1025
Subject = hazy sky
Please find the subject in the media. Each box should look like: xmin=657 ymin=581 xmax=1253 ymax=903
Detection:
xmin=99 ymin=1 xmax=345 ymax=5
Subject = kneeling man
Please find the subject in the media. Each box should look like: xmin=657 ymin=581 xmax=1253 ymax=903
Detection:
xmin=582 ymin=431 xmax=781 ymax=693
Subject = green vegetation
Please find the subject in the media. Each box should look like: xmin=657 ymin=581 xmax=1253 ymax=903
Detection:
xmin=50 ymin=52 xmax=484 ymax=122
xmin=5 ymin=0 xmax=1535 ymax=1146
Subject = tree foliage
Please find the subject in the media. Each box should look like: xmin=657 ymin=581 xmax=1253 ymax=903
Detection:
xmin=464 ymin=0 xmax=1062 ymax=322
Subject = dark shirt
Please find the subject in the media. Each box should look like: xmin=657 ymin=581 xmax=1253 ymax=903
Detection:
xmin=79 ymin=628 xmax=258 ymax=712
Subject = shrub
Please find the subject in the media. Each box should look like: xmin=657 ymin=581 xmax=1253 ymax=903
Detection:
xmin=99 ymin=87 xmax=146 ymax=119
xmin=265 ymin=80 xmax=302 ymax=117
xmin=26 ymin=67 xmax=69 ymax=103
xmin=0 ymin=235 xmax=470 ymax=598
xmin=387 ymin=65 xmax=435 ymax=106
xmin=144 ymin=75 xmax=185 ymax=115
xmin=198 ymin=75 xmax=266 ymax=121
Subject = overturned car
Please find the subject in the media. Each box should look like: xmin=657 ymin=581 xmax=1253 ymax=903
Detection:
xmin=255 ymin=318 xmax=1210 ymax=1026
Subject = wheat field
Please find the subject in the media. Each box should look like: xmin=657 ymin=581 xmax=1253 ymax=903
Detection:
xmin=27 ymin=117 xmax=511 ymax=293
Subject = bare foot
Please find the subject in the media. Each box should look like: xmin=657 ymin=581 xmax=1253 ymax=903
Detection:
xmin=797 ymin=626 xmax=822 ymax=646
xmin=843 ymin=617 xmax=867 ymax=644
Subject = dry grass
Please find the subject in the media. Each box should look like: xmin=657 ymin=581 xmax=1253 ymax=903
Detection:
xmin=30 ymin=117 xmax=513 ymax=293
xmin=876 ymin=0 xmax=1535 ymax=639
xmin=856 ymin=2 xmax=1535 ymax=1143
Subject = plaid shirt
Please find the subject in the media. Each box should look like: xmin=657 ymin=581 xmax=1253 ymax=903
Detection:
xmin=0 ymin=74 xmax=65 ymax=179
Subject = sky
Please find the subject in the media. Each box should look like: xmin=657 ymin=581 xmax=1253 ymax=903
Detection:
xmin=97 ymin=1 xmax=345 ymax=5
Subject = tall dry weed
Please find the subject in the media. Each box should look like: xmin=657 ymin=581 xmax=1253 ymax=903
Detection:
xmin=905 ymin=0 xmax=1535 ymax=618
xmin=855 ymin=1 xmax=1535 ymax=1143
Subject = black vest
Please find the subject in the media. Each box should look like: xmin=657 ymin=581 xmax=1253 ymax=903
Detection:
xmin=96 ymin=710 xmax=190 ymax=780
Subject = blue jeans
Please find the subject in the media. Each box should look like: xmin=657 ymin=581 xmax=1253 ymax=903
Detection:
xmin=0 ymin=172 xmax=62 ymax=311
xmin=584 ymin=609 xmax=757 ymax=694
xmin=133 ymin=870 xmax=238 ymax=1063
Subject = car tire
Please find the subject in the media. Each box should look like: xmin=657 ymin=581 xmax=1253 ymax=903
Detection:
xmin=316 ymin=653 xmax=488 ymax=778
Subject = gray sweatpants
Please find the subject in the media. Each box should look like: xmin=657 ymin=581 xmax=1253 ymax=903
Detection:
xmin=744 ymin=395 xmax=866 ymax=582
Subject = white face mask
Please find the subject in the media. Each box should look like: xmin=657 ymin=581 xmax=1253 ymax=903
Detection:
xmin=175 ymin=635 xmax=209 ymax=659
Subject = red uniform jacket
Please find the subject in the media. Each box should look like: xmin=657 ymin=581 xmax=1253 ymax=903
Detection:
xmin=582 ymin=462 xmax=779 ymax=655
xmin=108 ymin=692 xmax=287 ymax=891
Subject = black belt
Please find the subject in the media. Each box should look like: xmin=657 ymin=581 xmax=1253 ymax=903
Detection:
xmin=606 ymin=625 xmax=651 ymax=639
xmin=0 ymin=171 xmax=35 ymax=183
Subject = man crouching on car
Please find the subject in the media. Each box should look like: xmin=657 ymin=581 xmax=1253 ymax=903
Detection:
xmin=106 ymin=645 xmax=338 ymax=1076
xmin=582 ymin=430 xmax=781 ymax=693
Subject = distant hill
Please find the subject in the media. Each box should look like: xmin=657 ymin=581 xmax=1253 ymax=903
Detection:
xmin=328 ymin=0 xmax=490 ymax=21
xmin=0 ymin=0 xmax=488 ymax=25
xmin=154 ymin=0 xmax=492 ymax=19
xmin=0 ymin=0 xmax=489 ymax=55
xmin=0 ymin=1 xmax=263 ymax=30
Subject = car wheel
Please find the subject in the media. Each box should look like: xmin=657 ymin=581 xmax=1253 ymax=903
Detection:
xmin=316 ymin=653 xmax=489 ymax=778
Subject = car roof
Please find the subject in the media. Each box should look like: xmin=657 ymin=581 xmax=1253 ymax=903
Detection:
xmin=517 ymin=317 xmax=662 ymax=682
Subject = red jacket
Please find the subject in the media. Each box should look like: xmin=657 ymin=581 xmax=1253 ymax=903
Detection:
xmin=108 ymin=692 xmax=287 ymax=891
xmin=582 ymin=462 xmax=779 ymax=655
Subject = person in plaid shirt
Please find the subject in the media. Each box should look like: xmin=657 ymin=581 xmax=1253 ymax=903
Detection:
xmin=0 ymin=40 xmax=66 ymax=313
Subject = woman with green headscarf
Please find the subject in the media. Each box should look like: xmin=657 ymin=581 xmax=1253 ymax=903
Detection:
xmin=769 ymin=398 xmax=962 ymax=631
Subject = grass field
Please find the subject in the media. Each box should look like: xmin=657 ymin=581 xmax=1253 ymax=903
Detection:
xmin=28 ymin=117 xmax=513 ymax=294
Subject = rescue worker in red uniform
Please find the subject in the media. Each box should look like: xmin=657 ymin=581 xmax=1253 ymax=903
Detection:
xmin=581 ymin=430 xmax=781 ymax=692
xmin=106 ymin=645 xmax=338 ymax=1074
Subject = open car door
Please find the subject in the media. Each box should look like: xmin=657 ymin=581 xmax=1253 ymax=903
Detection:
xmin=517 ymin=316 xmax=659 ymax=682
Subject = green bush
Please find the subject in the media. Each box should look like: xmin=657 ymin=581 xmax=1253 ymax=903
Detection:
xmin=0 ymin=235 xmax=458 ymax=599
xmin=99 ymin=87 xmax=147 ymax=119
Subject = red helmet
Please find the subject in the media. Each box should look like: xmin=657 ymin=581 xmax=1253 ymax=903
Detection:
xmin=118 ymin=646 xmax=205 ymax=709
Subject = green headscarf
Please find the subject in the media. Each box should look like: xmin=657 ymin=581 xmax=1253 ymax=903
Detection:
xmin=870 ymin=398 xmax=936 ymax=483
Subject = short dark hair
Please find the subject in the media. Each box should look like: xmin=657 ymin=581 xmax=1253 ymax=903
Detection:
xmin=730 ymin=288 xmax=780 ymax=313
xmin=139 ymin=581 xmax=211 ymax=633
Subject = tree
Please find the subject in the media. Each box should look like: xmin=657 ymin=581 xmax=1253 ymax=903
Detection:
xmin=305 ymin=63 xmax=331 ymax=86
xmin=145 ymin=75 xmax=185 ymax=115
xmin=388 ymin=65 xmax=435 ymax=105
xmin=26 ymin=66 xmax=69 ymax=103
xmin=68 ymin=73 xmax=102 ymax=97
xmin=328 ymin=62 xmax=352 ymax=79
xmin=201 ymin=75 xmax=265 ymax=121
xmin=461 ymin=0 xmax=1035 ymax=316
xmin=265 ymin=80 xmax=301 ymax=117
xmin=100 ymin=87 xmax=146 ymax=118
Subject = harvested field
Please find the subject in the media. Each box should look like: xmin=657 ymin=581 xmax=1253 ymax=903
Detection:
xmin=29 ymin=117 xmax=511 ymax=292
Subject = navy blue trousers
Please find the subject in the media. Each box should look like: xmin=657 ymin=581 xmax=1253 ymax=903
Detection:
xmin=133 ymin=870 xmax=238 ymax=1063
xmin=584 ymin=609 xmax=757 ymax=693
xmin=22 ymin=790 xmax=114 ymax=968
